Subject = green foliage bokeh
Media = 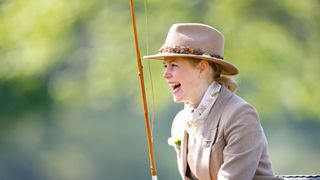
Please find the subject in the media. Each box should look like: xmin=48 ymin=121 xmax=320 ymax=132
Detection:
xmin=0 ymin=0 xmax=319 ymax=179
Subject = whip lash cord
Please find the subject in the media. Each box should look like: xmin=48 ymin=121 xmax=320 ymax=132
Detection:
xmin=144 ymin=0 xmax=156 ymax=143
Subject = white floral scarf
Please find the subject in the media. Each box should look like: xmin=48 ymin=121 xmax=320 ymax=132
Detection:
xmin=184 ymin=81 xmax=221 ymax=135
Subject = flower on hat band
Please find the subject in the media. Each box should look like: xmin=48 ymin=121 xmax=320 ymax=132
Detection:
xmin=159 ymin=45 xmax=224 ymax=60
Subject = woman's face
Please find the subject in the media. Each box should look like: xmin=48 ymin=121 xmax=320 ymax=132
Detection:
xmin=162 ymin=58 xmax=209 ymax=107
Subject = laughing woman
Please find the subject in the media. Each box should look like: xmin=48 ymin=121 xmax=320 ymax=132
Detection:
xmin=144 ymin=23 xmax=281 ymax=180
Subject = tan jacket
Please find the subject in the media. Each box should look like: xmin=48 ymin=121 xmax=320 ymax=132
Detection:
xmin=171 ymin=86 xmax=281 ymax=180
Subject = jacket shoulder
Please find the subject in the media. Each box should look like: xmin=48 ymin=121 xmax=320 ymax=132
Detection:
xmin=223 ymin=93 xmax=260 ymax=123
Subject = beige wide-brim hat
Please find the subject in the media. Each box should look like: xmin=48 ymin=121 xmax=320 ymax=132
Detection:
xmin=144 ymin=23 xmax=239 ymax=75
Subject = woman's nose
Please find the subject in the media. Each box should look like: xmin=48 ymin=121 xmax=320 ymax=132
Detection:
xmin=162 ymin=68 xmax=172 ymax=79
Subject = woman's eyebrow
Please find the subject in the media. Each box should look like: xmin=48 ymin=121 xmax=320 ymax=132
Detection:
xmin=163 ymin=60 xmax=175 ymax=64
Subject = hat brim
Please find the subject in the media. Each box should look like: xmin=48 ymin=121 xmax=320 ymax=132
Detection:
xmin=143 ymin=53 xmax=239 ymax=75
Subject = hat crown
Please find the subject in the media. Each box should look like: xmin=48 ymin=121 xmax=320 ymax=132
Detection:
xmin=162 ymin=23 xmax=224 ymax=57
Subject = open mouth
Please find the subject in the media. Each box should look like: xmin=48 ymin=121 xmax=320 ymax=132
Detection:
xmin=170 ymin=82 xmax=181 ymax=93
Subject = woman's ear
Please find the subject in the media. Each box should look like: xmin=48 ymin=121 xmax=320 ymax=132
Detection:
xmin=198 ymin=60 xmax=210 ymax=74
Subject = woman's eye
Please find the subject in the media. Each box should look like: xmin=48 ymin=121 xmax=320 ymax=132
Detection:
xmin=163 ymin=63 xmax=178 ymax=68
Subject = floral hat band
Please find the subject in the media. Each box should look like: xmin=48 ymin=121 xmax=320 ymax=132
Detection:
xmin=159 ymin=45 xmax=224 ymax=60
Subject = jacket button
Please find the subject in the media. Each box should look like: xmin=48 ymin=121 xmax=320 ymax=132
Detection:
xmin=203 ymin=140 xmax=211 ymax=148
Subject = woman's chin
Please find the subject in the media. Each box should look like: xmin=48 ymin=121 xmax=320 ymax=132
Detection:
xmin=172 ymin=96 xmax=184 ymax=103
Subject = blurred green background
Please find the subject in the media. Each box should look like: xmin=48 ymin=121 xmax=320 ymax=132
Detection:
xmin=0 ymin=0 xmax=319 ymax=179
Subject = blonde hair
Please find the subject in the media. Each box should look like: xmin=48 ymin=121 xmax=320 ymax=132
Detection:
xmin=189 ymin=58 xmax=238 ymax=92
xmin=208 ymin=61 xmax=238 ymax=92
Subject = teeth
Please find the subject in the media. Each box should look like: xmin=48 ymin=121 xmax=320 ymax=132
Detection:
xmin=170 ymin=82 xmax=180 ymax=89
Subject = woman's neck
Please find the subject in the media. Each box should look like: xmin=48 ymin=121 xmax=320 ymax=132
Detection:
xmin=188 ymin=81 xmax=214 ymax=108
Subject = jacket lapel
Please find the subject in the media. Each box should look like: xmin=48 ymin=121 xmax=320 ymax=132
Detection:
xmin=203 ymin=86 xmax=233 ymax=144
xmin=201 ymin=86 xmax=234 ymax=179
xmin=180 ymin=130 xmax=189 ymax=179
